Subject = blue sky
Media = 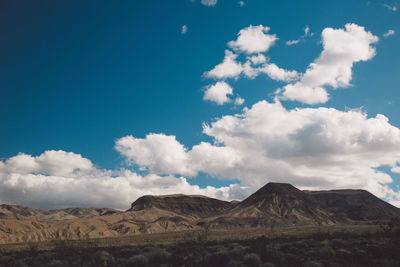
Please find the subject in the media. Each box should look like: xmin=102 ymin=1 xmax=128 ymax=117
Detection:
xmin=1 ymin=0 xmax=400 ymax=209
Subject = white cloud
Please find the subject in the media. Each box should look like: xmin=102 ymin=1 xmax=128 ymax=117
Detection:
xmin=391 ymin=166 xmax=400 ymax=173
xmin=201 ymin=0 xmax=217 ymax=7
xmin=3 ymin=150 xmax=93 ymax=177
xmin=247 ymin=54 xmax=267 ymax=65
xmin=204 ymin=50 xmax=243 ymax=79
xmin=286 ymin=39 xmax=300 ymax=46
xmin=259 ymin=63 xmax=300 ymax=82
xmin=238 ymin=1 xmax=245 ymax=7
xmin=234 ymin=96 xmax=245 ymax=105
xmin=115 ymin=134 xmax=195 ymax=176
xmin=204 ymin=25 xmax=298 ymax=84
xmin=383 ymin=29 xmax=395 ymax=37
xmin=203 ymin=81 xmax=233 ymax=105
xmin=278 ymin=23 xmax=378 ymax=104
xmin=204 ymin=50 xmax=299 ymax=82
xmin=181 ymin=25 xmax=188 ymax=35
xmin=228 ymin=25 xmax=278 ymax=54
xmin=304 ymin=26 xmax=310 ymax=35
xmin=384 ymin=4 xmax=398 ymax=11
xmin=0 ymin=150 xmax=246 ymax=210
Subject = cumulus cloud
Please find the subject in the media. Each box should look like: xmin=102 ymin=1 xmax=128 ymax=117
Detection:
xmin=259 ymin=63 xmax=301 ymax=82
xmin=278 ymin=23 xmax=379 ymax=104
xmin=203 ymin=25 xmax=299 ymax=85
xmin=228 ymin=25 xmax=278 ymax=54
xmin=204 ymin=50 xmax=299 ymax=82
xmin=181 ymin=25 xmax=188 ymax=35
xmin=3 ymin=150 xmax=93 ymax=177
xmin=204 ymin=50 xmax=243 ymax=79
xmin=383 ymin=29 xmax=395 ymax=37
xmin=0 ymin=150 xmax=246 ymax=210
xmin=247 ymin=54 xmax=267 ymax=65
xmin=115 ymin=134 xmax=195 ymax=176
xmin=234 ymin=96 xmax=245 ymax=105
xmin=238 ymin=1 xmax=245 ymax=7
xmin=201 ymin=0 xmax=217 ymax=7
xmin=203 ymin=81 xmax=233 ymax=105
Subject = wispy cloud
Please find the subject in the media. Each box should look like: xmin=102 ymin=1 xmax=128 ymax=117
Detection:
xmin=383 ymin=29 xmax=395 ymax=37
xmin=384 ymin=3 xmax=398 ymax=11
xmin=286 ymin=25 xmax=313 ymax=46
xmin=201 ymin=0 xmax=217 ymax=7
xmin=238 ymin=1 xmax=245 ymax=7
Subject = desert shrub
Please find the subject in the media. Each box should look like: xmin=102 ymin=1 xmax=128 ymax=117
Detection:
xmin=335 ymin=248 xmax=354 ymax=264
xmin=8 ymin=259 xmax=28 ymax=267
xmin=317 ymin=245 xmax=335 ymax=259
xmin=144 ymin=247 xmax=171 ymax=264
xmin=90 ymin=250 xmax=115 ymax=267
xmin=261 ymin=262 xmax=275 ymax=267
xmin=329 ymin=238 xmax=345 ymax=248
xmin=226 ymin=259 xmax=246 ymax=267
xmin=229 ymin=244 xmax=247 ymax=256
xmin=366 ymin=245 xmax=383 ymax=258
xmin=292 ymin=240 xmax=309 ymax=250
xmin=204 ymin=250 xmax=230 ymax=266
xmin=263 ymin=246 xmax=281 ymax=262
xmin=125 ymin=254 xmax=148 ymax=267
xmin=302 ymin=260 xmax=324 ymax=267
xmin=46 ymin=259 xmax=68 ymax=267
xmin=243 ymin=253 xmax=261 ymax=267
xmin=118 ymin=247 xmax=142 ymax=258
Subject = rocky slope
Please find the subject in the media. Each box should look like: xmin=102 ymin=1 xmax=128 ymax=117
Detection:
xmin=0 ymin=205 xmax=119 ymax=221
xmin=204 ymin=183 xmax=342 ymax=229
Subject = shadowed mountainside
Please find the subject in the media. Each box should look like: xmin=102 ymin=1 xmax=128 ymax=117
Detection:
xmin=0 ymin=182 xmax=399 ymax=244
xmin=305 ymin=189 xmax=400 ymax=221
xmin=129 ymin=194 xmax=236 ymax=218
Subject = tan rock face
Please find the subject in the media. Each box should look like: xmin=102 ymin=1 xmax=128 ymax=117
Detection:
xmin=0 ymin=183 xmax=399 ymax=244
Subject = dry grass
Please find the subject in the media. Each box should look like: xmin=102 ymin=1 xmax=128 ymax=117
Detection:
xmin=0 ymin=224 xmax=379 ymax=253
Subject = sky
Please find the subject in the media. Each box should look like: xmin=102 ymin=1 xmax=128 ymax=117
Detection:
xmin=1 ymin=0 xmax=400 ymax=210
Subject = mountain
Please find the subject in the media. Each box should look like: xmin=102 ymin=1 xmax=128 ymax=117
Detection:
xmin=0 ymin=182 xmax=399 ymax=244
xmin=305 ymin=189 xmax=400 ymax=221
xmin=204 ymin=183 xmax=340 ymax=228
xmin=0 ymin=204 xmax=120 ymax=221
xmin=129 ymin=194 xmax=235 ymax=218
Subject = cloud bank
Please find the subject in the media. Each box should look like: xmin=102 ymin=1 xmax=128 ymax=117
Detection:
xmin=0 ymin=150 xmax=245 ymax=210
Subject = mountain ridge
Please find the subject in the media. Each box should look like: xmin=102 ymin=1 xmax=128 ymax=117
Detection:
xmin=0 ymin=182 xmax=399 ymax=244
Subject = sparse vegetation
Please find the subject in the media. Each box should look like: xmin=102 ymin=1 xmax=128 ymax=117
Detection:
xmin=0 ymin=226 xmax=399 ymax=266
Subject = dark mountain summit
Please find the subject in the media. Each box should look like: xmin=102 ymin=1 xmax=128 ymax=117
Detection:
xmin=129 ymin=194 xmax=235 ymax=218
xmin=306 ymin=189 xmax=400 ymax=221
xmin=210 ymin=183 xmax=338 ymax=227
